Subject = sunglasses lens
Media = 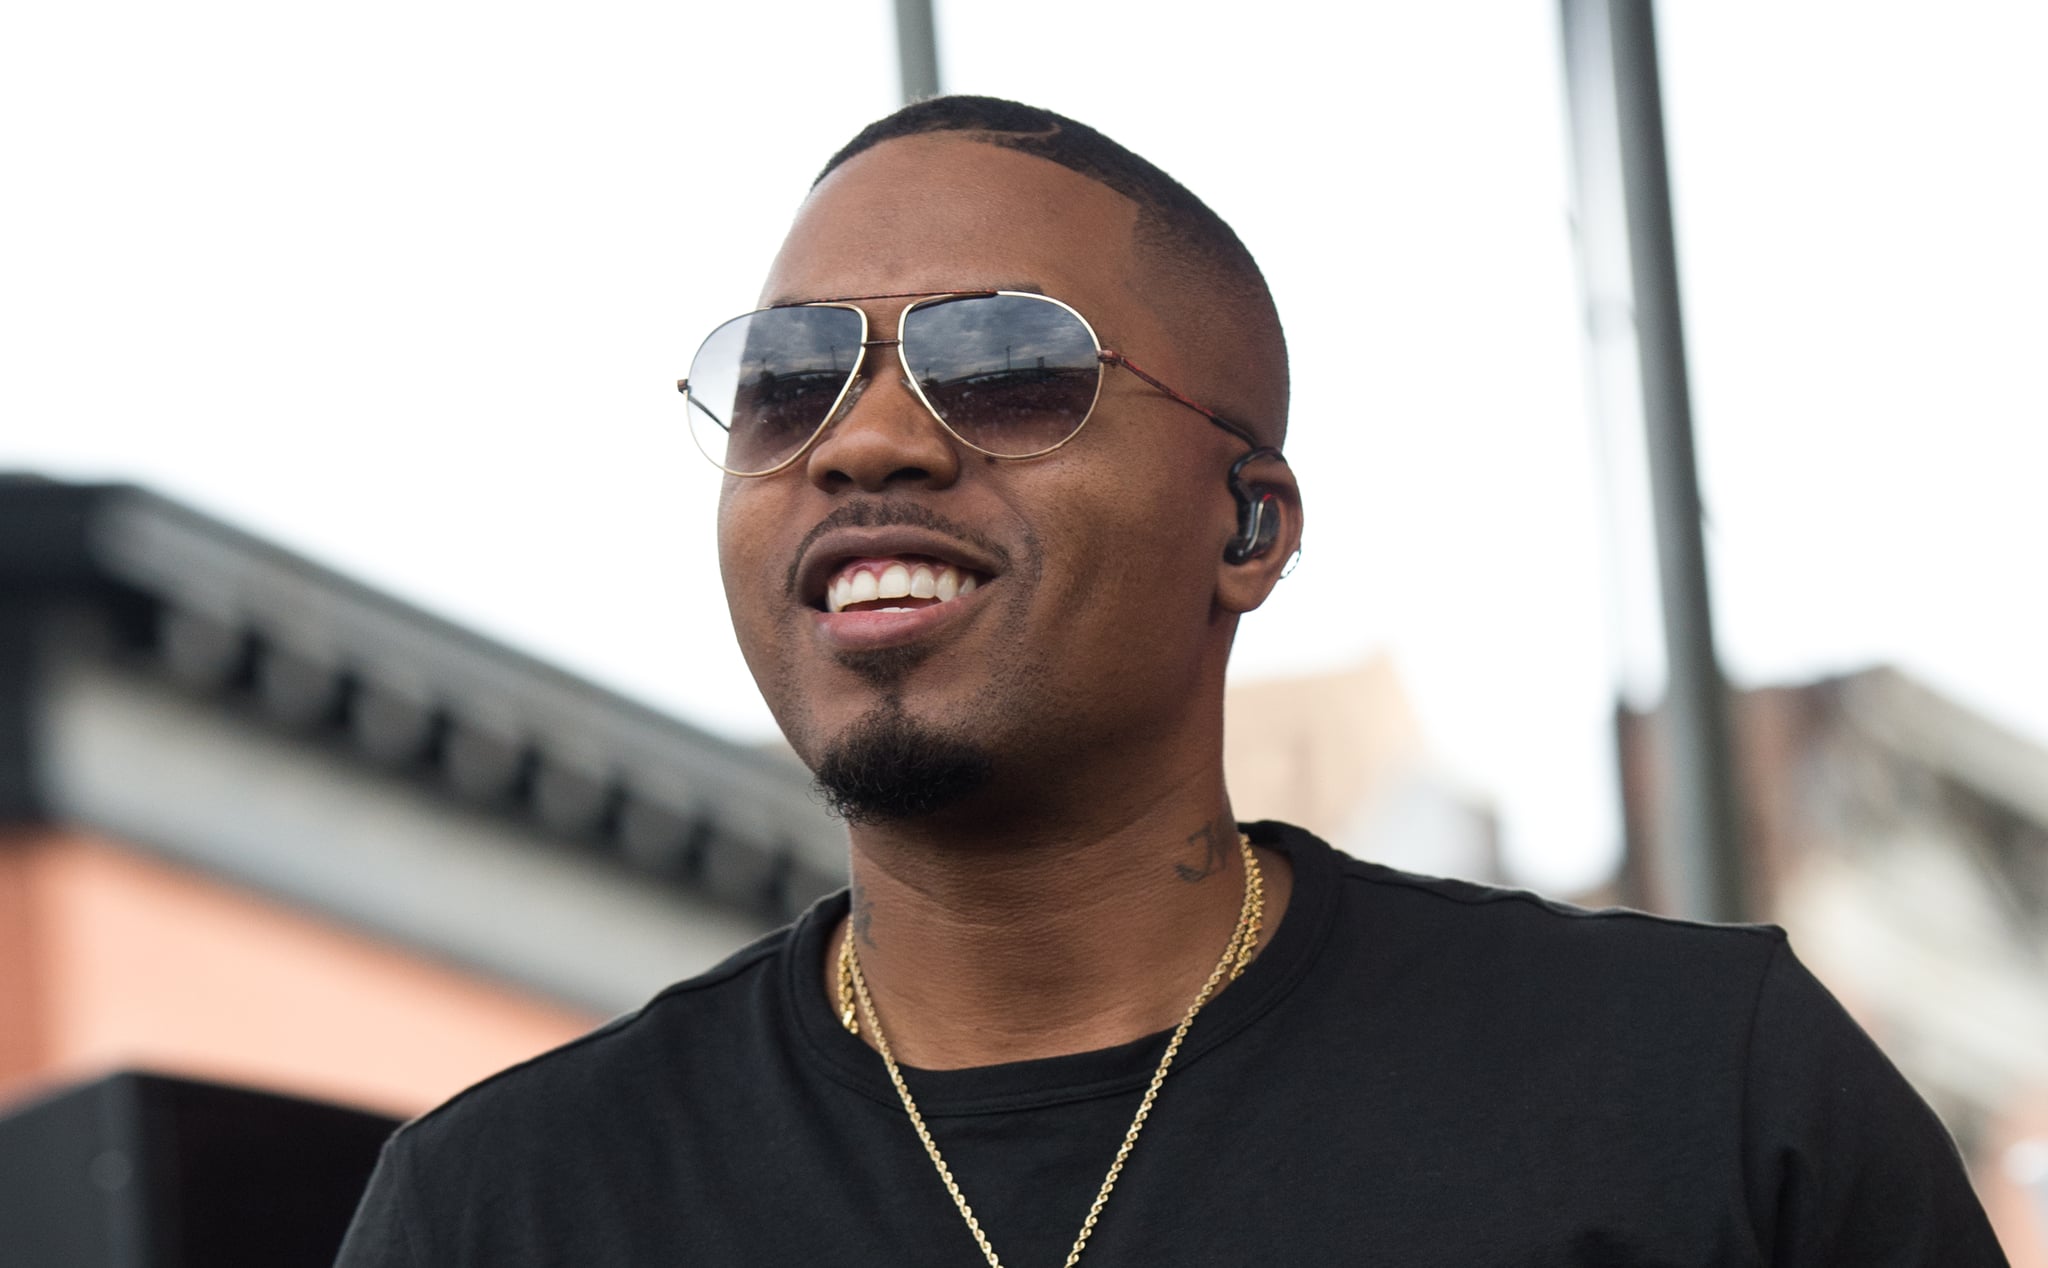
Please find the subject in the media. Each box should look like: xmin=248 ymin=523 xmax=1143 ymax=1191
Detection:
xmin=902 ymin=293 xmax=1102 ymax=456
xmin=684 ymin=306 xmax=865 ymax=474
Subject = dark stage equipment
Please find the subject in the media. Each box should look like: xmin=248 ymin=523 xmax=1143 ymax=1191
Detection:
xmin=0 ymin=1070 xmax=398 ymax=1267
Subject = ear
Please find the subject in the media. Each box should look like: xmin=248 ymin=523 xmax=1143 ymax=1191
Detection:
xmin=1215 ymin=455 xmax=1303 ymax=615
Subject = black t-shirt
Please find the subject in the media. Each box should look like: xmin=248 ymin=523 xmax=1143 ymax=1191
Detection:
xmin=337 ymin=822 xmax=2006 ymax=1266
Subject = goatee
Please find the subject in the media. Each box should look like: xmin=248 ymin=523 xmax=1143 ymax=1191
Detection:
xmin=811 ymin=703 xmax=994 ymax=824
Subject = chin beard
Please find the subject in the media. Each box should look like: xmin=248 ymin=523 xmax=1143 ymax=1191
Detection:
xmin=810 ymin=702 xmax=994 ymax=825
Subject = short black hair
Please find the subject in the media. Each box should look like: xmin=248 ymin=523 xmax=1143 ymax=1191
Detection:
xmin=816 ymin=95 xmax=1290 ymax=444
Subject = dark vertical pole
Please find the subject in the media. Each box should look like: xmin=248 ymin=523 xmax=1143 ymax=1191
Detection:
xmin=1561 ymin=0 xmax=1744 ymax=921
xmin=894 ymin=0 xmax=942 ymax=104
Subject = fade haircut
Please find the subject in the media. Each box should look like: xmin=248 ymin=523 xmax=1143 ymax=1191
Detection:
xmin=816 ymin=95 xmax=1290 ymax=446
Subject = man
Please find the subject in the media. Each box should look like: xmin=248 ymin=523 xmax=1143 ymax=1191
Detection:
xmin=338 ymin=97 xmax=2005 ymax=1266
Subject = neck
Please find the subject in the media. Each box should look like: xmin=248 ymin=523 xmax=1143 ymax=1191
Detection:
xmin=825 ymin=768 xmax=1293 ymax=1070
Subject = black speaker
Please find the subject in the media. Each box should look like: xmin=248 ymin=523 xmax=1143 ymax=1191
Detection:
xmin=0 ymin=1070 xmax=399 ymax=1267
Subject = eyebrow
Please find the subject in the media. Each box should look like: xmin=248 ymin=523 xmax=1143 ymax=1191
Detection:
xmin=760 ymin=281 xmax=1048 ymax=308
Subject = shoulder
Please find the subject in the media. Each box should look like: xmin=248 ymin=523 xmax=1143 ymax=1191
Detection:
xmin=339 ymin=910 xmax=854 ymax=1259
xmin=1270 ymin=810 xmax=1788 ymax=969
xmin=1347 ymin=858 xmax=1792 ymax=1045
xmin=1343 ymin=850 xmax=1785 ymax=961
xmin=1262 ymin=821 xmax=1787 ymax=1031
xmin=1258 ymin=825 xmax=2007 ymax=1259
xmin=390 ymin=917 xmax=796 ymax=1153
xmin=337 ymin=920 xmax=813 ymax=1263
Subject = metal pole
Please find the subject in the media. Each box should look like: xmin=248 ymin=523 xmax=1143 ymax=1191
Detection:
xmin=1560 ymin=0 xmax=1744 ymax=921
xmin=894 ymin=0 xmax=942 ymax=104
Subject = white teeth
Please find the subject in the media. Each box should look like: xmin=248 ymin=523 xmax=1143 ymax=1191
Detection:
xmin=824 ymin=559 xmax=983 ymax=612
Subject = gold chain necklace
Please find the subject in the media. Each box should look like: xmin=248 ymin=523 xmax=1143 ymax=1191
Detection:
xmin=836 ymin=834 xmax=1265 ymax=1268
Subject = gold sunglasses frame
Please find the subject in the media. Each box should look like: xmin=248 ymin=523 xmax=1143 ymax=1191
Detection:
xmin=678 ymin=289 xmax=1261 ymax=478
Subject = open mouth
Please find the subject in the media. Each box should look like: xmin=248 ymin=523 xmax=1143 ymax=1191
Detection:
xmin=821 ymin=556 xmax=986 ymax=614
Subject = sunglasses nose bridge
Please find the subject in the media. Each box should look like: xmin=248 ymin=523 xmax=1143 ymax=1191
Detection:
xmin=826 ymin=336 xmax=944 ymax=434
xmin=803 ymin=341 xmax=964 ymax=489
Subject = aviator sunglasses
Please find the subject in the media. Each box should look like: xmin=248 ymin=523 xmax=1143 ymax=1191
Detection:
xmin=678 ymin=290 xmax=1263 ymax=477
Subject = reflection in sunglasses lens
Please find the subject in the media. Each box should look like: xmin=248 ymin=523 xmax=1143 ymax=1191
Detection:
xmin=685 ymin=306 xmax=865 ymax=473
xmin=903 ymin=294 xmax=1101 ymax=456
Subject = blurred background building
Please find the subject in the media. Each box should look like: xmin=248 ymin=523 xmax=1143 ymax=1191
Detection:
xmin=1 ymin=479 xmax=840 ymax=1117
xmin=1224 ymin=654 xmax=1504 ymax=884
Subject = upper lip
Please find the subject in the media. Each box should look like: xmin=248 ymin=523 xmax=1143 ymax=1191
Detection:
xmin=792 ymin=525 xmax=1004 ymax=611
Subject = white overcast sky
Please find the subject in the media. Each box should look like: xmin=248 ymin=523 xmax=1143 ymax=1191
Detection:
xmin=4 ymin=2 xmax=2042 ymax=893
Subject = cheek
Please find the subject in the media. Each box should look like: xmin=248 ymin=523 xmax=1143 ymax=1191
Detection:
xmin=716 ymin=488 xmax=787 ymax=647
xmin=1017 ymin=484 xmax=1224 ymax=740
xmin=1039 ymin=465 xmax=1223 ymax=633
xmin=714 ymin=498 xmax=748 ymax=615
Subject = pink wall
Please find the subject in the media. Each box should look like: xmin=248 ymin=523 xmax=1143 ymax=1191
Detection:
xmin=0 ymin=830 xmax=600 ymax=1118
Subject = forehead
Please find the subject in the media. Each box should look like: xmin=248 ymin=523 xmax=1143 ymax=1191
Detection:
xmin=761 ymin=136 xmax=1146 ymax=331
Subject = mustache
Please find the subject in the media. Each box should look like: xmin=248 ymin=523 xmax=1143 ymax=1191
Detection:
xmin=781 ymin=499 xmax=1013 ymax=599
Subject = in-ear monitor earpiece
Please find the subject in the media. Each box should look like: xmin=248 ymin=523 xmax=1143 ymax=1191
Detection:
xmin=1224 ymin=446 xmax=1286 ymax=564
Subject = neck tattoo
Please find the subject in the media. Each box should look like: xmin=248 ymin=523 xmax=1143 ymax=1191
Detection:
xmin=836 ymin=833 xmax=1267 ymax=1268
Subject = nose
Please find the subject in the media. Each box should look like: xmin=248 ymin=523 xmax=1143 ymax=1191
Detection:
xmin=803 ymin=339 xmax=963 ymax=493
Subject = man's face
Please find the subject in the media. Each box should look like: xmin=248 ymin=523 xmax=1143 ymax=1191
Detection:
xmin=717 ymin=136 xmax=1246 ymax=818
